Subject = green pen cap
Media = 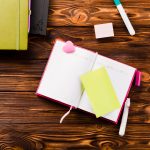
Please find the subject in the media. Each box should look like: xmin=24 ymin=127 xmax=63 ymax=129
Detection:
xmin=114 ymin=0 xmax=121 ymax=6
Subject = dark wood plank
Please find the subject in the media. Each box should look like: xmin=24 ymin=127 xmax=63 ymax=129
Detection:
xmin=0 ymin=27 xmax=149 ymax=60
xmin=29 ymin=25 xmax=150 ymax=62
xmin=0 ymin=92 xmax=149 ymax=124
xmin=48 ymin=0 xmax=150 ymax=27
xmin=0 ymin=123 xmax=149 ymax=150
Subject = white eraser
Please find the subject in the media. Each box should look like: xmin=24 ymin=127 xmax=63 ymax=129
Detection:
xmin=94 ymin=23 xmax=114 ymax=39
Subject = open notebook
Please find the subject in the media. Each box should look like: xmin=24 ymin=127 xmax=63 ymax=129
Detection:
xmin=37 ymin=40 xmax=137 ymax=124
xmin=0 ymin=0 xmax=29 ymax=50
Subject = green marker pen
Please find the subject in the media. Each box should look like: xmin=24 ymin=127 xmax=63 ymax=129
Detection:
xmin=114 ymin=0 xmax=135 ymax=35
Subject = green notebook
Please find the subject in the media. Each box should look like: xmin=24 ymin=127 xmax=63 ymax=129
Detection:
xmin=0 ymin=0 xmax=29 ymax=50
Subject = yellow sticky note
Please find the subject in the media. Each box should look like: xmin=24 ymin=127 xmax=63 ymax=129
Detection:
xmin=80 ymin=67 xmax=120 ymax=118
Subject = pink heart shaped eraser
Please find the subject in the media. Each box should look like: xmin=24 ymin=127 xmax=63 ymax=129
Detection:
xmin=63 ymin=41 xmax=75 ymax=53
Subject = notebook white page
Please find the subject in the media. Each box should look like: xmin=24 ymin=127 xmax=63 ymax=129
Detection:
xmin=78 ymin=55 xmax=136 ymax=122
xmin=37 ymin=40 xmax=96 ymax=108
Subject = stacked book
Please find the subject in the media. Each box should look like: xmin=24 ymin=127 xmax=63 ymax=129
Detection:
xmin=0 ymin=0 xmax=49 ymax=50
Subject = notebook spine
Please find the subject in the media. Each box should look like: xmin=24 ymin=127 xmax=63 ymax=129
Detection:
xmin=77 ymin=52 xmax=98 ymax=107
xmin=28 ymin=0 xmax=31 ymax=33
xmin=16 ymin=0 xmax=20 ymax=50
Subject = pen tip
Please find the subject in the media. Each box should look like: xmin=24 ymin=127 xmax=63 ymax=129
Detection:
xmin=130 ymin=30 xmax=136 ymax=36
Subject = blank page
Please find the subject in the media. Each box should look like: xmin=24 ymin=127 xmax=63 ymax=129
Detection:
xmin=78 ymin=55 xmax=136 ymax=122
xmin=37 ymin=40 xmax=96 ymax=108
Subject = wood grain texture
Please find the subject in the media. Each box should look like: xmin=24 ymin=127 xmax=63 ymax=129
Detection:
xmin=48 ymin=0 xmax=150 ymax=27
xmin=0 ymin=92 xmax=149 ymax=124
xmin=0 ymin=124 xmax=150 ymax=150
xmin=0 ymin=0 xmax=149 ymax=149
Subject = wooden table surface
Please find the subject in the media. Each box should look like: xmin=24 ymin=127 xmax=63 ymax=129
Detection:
xmin=0 ymin=0 xmax=150 ymax=149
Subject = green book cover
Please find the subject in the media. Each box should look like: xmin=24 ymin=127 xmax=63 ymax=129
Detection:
xmin=0 ymin=0 xmax=29 ymax=50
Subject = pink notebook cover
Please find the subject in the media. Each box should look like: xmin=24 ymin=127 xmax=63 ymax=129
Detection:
xmin=36 ymin=40 xmax=140 ymax=124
